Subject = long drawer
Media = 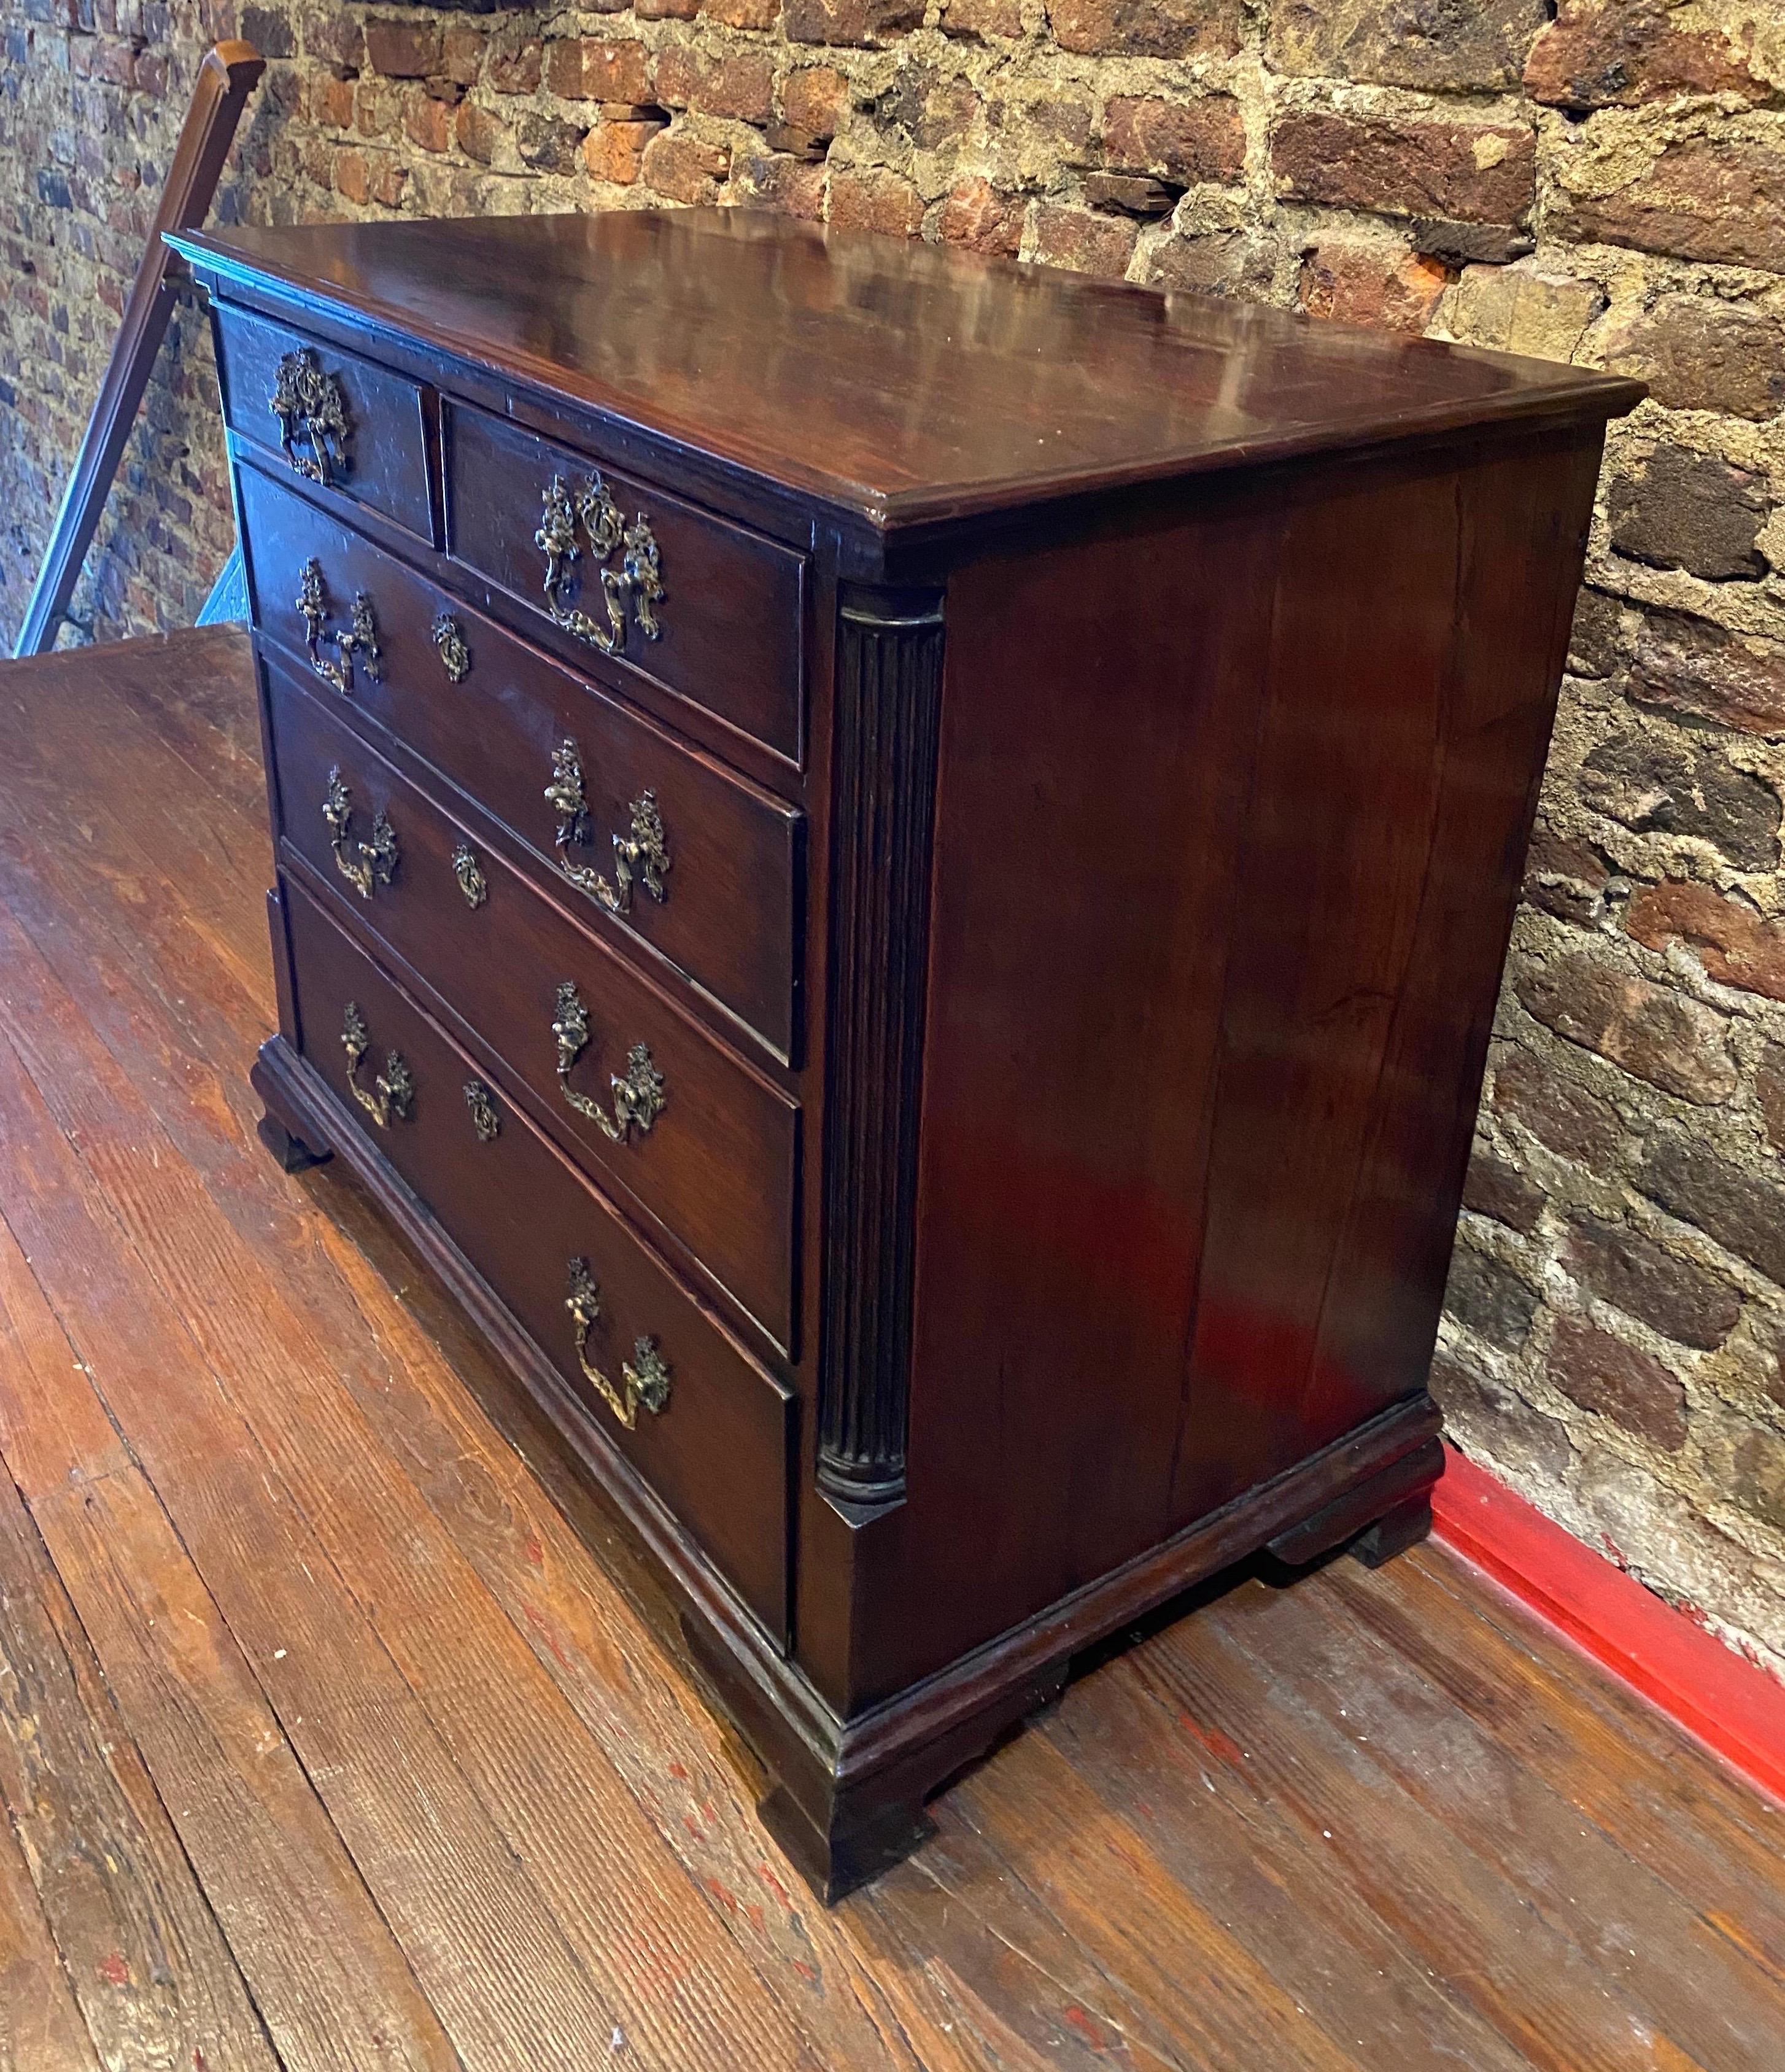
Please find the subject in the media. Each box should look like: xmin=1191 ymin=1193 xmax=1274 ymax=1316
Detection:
xmin=444 ymin=401 xmax=806 ymax=766
xmin=216 ymin=303 xmax=435 ymax=543
xmin=266 ymin=654 xmax=800 ymax=1354
xmin=238 ymin=460 xmax=803 ymax=1061
xmin=282 ymin=875 xmax=791 ymax=1639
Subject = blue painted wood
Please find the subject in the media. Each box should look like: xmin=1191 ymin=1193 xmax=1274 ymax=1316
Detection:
xmin=197 ymin=543 xmax=248 ymax=626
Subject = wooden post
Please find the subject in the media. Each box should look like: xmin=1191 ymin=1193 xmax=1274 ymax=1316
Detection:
xmin=14 ymin=41 xmax=264 ymax=659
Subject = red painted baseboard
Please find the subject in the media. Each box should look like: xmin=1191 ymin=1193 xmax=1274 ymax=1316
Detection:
xmin=1430 ymin=1446 xmax=1785 ymax=1807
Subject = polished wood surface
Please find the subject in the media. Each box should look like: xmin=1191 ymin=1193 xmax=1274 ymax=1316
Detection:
xmin=14 ymin=42 xmax=265 ymax=658
xmin=0 ymin=627 xmax=1781 ymax=2068
xmin=176 ymin=212 xmax=1643 ymax=1895
xmin=174 ymin=212 xmax=1644 ymax=534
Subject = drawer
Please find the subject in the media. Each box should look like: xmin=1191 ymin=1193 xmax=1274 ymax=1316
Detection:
xmin=238 ymin=461 xmax=802 ymax=1060
xmin=281 ymin=875 xmax=791 ymax=1640
xmin=266 ymin=656 xmax=800 ymax=1354
xmin=216 ymin=303 xmax=434 ymax=542
xmin=444 ymin=401 xmax=805 ymax=766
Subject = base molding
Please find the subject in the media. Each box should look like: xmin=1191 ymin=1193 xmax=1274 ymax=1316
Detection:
xmin=1432 ymin=1446 xmax=1785 ymax=1807
xmin=255 ymin=1031 xmax=1447 ymax=1898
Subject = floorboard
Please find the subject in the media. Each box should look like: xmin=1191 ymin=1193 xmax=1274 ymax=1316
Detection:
xmin=0 ymin=626 xmax=1779 ymax=2072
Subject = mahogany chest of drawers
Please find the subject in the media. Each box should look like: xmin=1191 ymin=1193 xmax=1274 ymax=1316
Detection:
xmin=170 ymin=211 xmax=1641 ymax=1899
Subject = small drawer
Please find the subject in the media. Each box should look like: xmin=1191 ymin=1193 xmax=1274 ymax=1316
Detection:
xmin=266 ymin=658 xmax=800 ymax=1354
xmin=238 ymin=461 xmax=802 ymax=1060
xmin=444 ymin=401 xmax=805 ymax=766
xmin=281 ymin=875 xmax=791 ymax=1639
xmin=216 ymin=303 xmax=434 ymax=542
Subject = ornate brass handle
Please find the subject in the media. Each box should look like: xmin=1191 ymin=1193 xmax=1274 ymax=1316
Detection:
xmin=464 ymin=1078 xmax=500 ymax=1142
xmin=551 ymin=982 xmax=665 ymax=1143
xmin=533 ymin=473 xmax=664 ymax=659
xmin=451 ymin=841 xmax=487 ymax=909
xmin=322 ymin=767 xmax=397 ymax=899
xmin=433 ymin=610 xmax=471 ymax=683
xmin=298 ymin=558 xmax=382 ymax=695
xmin=341 ymin=1002 xmax=414 ymax=1128
xmin=270 ymin=347 xmax=350 ymax=487
xmin=564 ymin=1259 xmax=671 ymax=1429
xmin=543 ymin=739 xmax=670 ymax=917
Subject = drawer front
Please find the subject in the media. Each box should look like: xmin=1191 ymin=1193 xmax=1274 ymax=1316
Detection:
xmin=444 ymin=401 xmax=805 ymax=766
xmin=239 ymin=461 xmax=802 ymax=1060
xmin=266 ymin=657 xmax=800 ymax=1353
xmin=216 ymin=303 xmax=434 ymax=542
xmin=282 ymin=876 xmax=791 ymax=1639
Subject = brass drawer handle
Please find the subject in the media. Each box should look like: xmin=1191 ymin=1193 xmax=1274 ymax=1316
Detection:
xmin=551 ymin=982 xmax=664 ymax=1143
xmin=322 ymin=767 xmax=397 ymax=899
xmin=451 ymin=841 xmax=487 ymax=909
xmin=543 ymin=739 xmax=670 ymax=917
xmin=270 ymin=347 xmax=350 ymax=488
xmin=298 ymin=557 xmax=382 ymax=696
xmin=564 ymin=1259 xmax=671 ymax=1429
xmin=341 ymin=1003 xmax=414 ymax=1128
xmin=465 ymin=1078 xmax=500 ymax=1142
xmin=433 ymin=610 xmax=471 ymax=683
xmin=534 ymin=473 xmax=664 ymax=660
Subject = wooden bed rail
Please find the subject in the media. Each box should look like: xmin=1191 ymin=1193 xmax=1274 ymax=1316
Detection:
xmin=13 ymin=40 xmax=263 ymax=659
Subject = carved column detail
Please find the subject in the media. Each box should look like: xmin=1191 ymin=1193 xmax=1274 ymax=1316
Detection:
xmin=817 ymin=584 xmax=947 ymax=1514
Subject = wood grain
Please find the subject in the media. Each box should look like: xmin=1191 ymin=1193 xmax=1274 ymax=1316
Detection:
xmin=0 ymin=623 xmax=1779 ymax=2069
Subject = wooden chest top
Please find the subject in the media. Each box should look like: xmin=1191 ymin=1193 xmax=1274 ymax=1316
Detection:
xmin=172 ymin=211 xmax=1643 ymax=537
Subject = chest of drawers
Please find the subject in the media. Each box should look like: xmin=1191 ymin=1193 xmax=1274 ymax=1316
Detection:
xmin=171 ymin=211 xmax=1641 ymax=1900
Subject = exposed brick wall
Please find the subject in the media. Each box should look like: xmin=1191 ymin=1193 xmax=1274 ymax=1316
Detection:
xmin=3 ymin=0 xmax=1783 ymax=1674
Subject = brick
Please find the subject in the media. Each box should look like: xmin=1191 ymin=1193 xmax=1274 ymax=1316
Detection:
xmin=701 ymin=0 xmax=781 ymax=24
xmin=641 ymin=129 xmax=729 ymax=204
xmin=1084 ymin=174 xmax=1176 ymax=217
xmin=1411 ymin=219 xmax=1535 ymax=268
xmin=1610 ymin=446 xmax=1769 ymax=583
xmin=1449 ymin=265 xmax=1605 ymax=362
xmin=486 ymin=32 xmax=543 ymax=95
xmin=1568 ymin=588 xmax=1627 ymax=680
xmin=1548 ymin=1317 xmax=1689 ymax=1451
xmin=939 ymin=175 xmax=1024 ymax=255
xmin=785 ymin=0 xmax=921 ymax=45
xmin=781 ymin=66 xmax=848 ymax=140
xmin=1144 ymin=230 xmax=1279 ymax=298
xmin=1431 ymin=1350 xmax=1574 ymax=1481
xmin=1526 ymin=0 xmax=1768 ymax=111
xmin=1626 ymin=879 xmax=1785 ymax=1005
xmin=730 ymin=148 xmax=826 ymax=217
xmin=1101 ymin=95 xmax=1245 ymax=185
xmin=637 ymin=0 xmax=701 ymax=17
xmin=1049 ymin=0 xmax=1241 ymax=60
xmin=1579 ymin=732 xmax=1779 ymax=871
xmin=1600 ymin=298 xmax=1785 ymax=424
xmin=1730 ymin=1425 xmax=1785 ymax=1532
xmin=308 ymin=71 xmax=356 ymax=130
xmin=304 ymin=10 xmax=364 ymax=72
xmin=941 ymin=0 xmax=1022 ymax=36
xmin=1641 ymin=1130 xmax=1785 ymax=1287
xmin=656 ymin=48 xmax=775 ymax=124
xmin=403 ymin=86 xmax=456 ymax=156
xmin=363 ymin=18 xmax=441 ymax=79
xmin=1629 ymin=613 xmax=1785 ymax=741
xmin=877 ymin=67 xmax=982 ymax=152
xmin=514 ymin=114 xmax=588 ymax=176
xmin=547 ymin=39 xmax=650 ymax=105
xmin=456 ymin=101 xmax=500 ymax=167
xmin=1493 ymin=1049 xmax=1623 ymax=1170
xmin=1298 ymin=241 xmax=1449 ymax=336
xmin=1446 ymin=1243 xmax=1541 ymax=1351
xmin=827 ymin=164 xmax=924 ymax=238
xmin=1557 ymin=135 xmax=1785 ymax=273
xmin=584 ymin=115 xmax=665 ymax=186
xmin=1272 ymin=0 xmax=1547 ymax=91
xmin=239 ymin=4 xmax=293 ymax=58
xmin=1517 ymin=949 xmax=1736 ymax=1104
xmin=1564 ymin=1215 xmax=1741 ymax=1350
xmin=442 ymin=27 xmax=487 ymax=88
xmin=1030 ymin=203 xmax=1138 ymax=279
xmin=1273 ymin=112 xmax=1536 ymax=227
xmin=1463 ymin=1147 xmax=1547 ymax=1235
xmin=1523 ymin=823 xmax=1610 ymax=925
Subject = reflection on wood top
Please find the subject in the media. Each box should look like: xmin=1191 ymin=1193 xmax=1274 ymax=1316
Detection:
xmin=171 ymin=210 xmax=1644 ymax=529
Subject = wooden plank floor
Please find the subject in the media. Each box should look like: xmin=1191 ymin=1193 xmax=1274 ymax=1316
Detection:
xmin=0 ymin=627 xmax=1779 ymax=2072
